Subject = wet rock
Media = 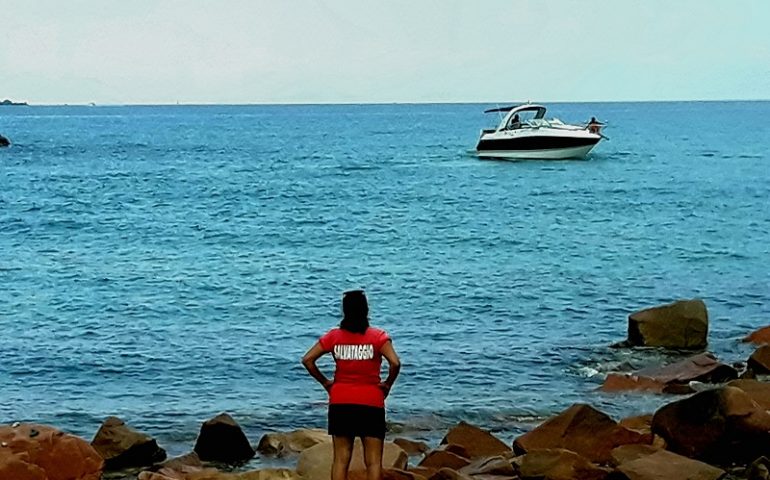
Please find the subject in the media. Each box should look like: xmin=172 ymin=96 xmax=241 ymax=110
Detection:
xmin=748 ymin=346 xmax=770 ymax=374
xmin=297 ymin=439 xmax=406 ymax=480
xmin=0 ymin=423 xmax=103 ymax=480
xmin=91 ymin=416 xmax=166 ymax=470
xmin=626 ymin=299 xmax=708 ymax=349
xmin=513 ymin=404 xmax=650 ymax=464
xmin=436 ymin=443 xmax=471 ymax=459
xmin=193 ymin=413 xmax=255 ymax=464
xmin=604 ymin=353 xmax=736 ymax=394
xmin=635 ymin=352 xmax=737 ymax=384
xmin=744 ymin=326 xmax=770 ymax=345
xmin=157 ymin=452 xmax=203 ymax=470
xmin=610 ymin=449 xmax=725 ymax=480
xmin=651 ymin=386 xmax=770 ymax=464
xmin=440 ymin=421 xmax=511 ymax=459
xmin=514 ymin=448 xmax=610 ymax=480
xmin=600 ymin=374 xmax=670 ymax=394
xmin=393 ymin=437 xmax=430 ymax=456
xmin=728 ymin=379 xmax=770 ymax=409
xmin=256 ymin=428 xmax=329 ymax=456
xmin=0 ymin=134 xmax=9 ymax=147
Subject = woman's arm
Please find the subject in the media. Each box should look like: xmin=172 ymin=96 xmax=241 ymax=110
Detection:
xmin=379 ymin=340 xmax=401 ymax=398
xmin=301 ymin=342 xmax=333 ymax=391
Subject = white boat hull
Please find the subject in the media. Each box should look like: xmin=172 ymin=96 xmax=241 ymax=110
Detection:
xmin=476 ymin=144 xmax=597 ymax=160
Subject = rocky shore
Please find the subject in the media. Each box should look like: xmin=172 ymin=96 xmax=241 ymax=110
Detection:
xmin=4 ymin=298 xmax=770 ymax=480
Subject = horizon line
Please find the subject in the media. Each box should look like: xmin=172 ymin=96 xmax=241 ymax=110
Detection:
xmin=6 ymin=98 xmax=770 ymax=107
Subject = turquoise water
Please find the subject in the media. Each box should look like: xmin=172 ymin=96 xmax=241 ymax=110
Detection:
xmin=1 ymin=102 xmax=769 ymax=459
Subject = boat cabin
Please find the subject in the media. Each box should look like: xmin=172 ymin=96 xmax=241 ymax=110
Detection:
xmin=484 ymin=104 xmax=547 ymax=132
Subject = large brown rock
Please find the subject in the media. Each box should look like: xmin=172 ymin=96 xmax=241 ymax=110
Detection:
xmin=0 ymin=423 xmax=103 ymax=480
xmin=728 ymin=379 xmax=770 ymax=409
xmin=743 ymin=326 xmax=770 ymax=345
xmin=634 ymin=352 xmax=737 ymax=384
xmin=627 ymin=299 xmax=708 ymax=349
xmin=748 ymin=346 xmax=770 ymax=374
xmin=611 ymin=449 xmax=725 ymax=480
xmin=256 ymin=429 xmax=329 ymax=456
xmin=609 ymin=445 xmax=661 ymax=467
xmin=393 ymin=438 xmax=430 ymax=456
xmin=458 ymin=456 xmax=517 ymax=477
xmin=418 ymin=449 xmax=471 ymax=470
xmin=91 ymin=416 xmax=166 ymax=470
xmin=651 ymin=386 xmax=770 ymax=464
xmin=297 ymin=439 xmax=407 ymax=480
xmin=513 ymin=404 xmax=649 ymax=464
xmin=440 ymin=421 xmax=511 ymax=459
xmin=193 ymin=413 xmax=255 ymax=464
xmin=514 ymin=448 xmax=610 ymax=480
xmin=604 ymin=353 xmax=737 ymax=393
xmin=139 ymin=467 xmax=298 ymax=480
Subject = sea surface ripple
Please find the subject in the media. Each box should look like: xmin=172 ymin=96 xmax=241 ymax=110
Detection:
xmin=1 ymin=102 xmax=770 ymax=459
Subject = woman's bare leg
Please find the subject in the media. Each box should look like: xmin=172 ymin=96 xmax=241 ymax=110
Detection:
xmin=362 ymin=436 xmax=384 ymax=480
xmin=332 ymin=436 xmax=354 ymax=480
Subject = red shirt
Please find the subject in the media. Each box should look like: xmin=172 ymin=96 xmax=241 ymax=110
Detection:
xmin=319 ymin=327 xmax=391 ymax=408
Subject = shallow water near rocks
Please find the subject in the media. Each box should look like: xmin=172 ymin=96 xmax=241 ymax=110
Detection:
xmin=1 ymin=102 xmax=769 ymax=468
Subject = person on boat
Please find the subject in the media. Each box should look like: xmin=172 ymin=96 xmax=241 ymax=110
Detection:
xmin=302 ymin=290 xmax=401 ymax=480
xmin=587 ymin=116 xmax=603 ymax=134
xmin=509 ymin=114 xmax=521 ymax=129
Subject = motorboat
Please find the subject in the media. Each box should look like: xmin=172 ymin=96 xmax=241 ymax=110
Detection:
xmin=475 ymin=103 xmax=605 ymax=160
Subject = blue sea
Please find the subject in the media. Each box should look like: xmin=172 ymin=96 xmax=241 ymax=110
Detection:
xmin=1 ymin=102 xmax=769 ymax=463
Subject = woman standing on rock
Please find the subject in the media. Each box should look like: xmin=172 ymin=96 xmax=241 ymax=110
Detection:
xmin=302 ymin=290 xmax=401 ymax=480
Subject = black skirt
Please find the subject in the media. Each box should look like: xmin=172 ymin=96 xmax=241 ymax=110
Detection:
xmin=328 ymin=404 xmax=386 ymax=439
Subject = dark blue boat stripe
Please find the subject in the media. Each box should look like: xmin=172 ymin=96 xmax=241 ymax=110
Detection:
xmin=476 ymin=136 xmax=599 ymax=151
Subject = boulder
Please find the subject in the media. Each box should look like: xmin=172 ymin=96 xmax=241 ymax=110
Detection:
xmin=0 ymin=134 xmax=9 ymax=147
xmin=90 ymin=416 xmax=166 ymax=470
xmin=256 ymin=429 xmax=329 ymax=456
xmin=458 ymin=456 xmax=517 ymax=477
xmin=418 ymin=449 xmax=471 ymax=470
xmin=393 ymin=437 xmax=430 ymax=456
xmin=744 ymin=326 xmax=770 ymax=345
xmin=426 ymin=468 xmax=474 ymax=480
xmin=728 ymin=379 xmax=770 ymax=409
xmin=611 ymin=449 xmax=725 ymax=480
xmin=626 ymin=299 xmax=708 ymax=349
xmin=440 ymin=421 xmax=511 ymax=459
xmin=749 ymin=346 xmax=770 ymax=374
xmin=604 ymin=353 xmax=737 ymax=393
xmin=297 ymin=439 xmax=407 ymax=480
xmin=513 ymin=404 xmax=650 ymax=464
xmin=609 ymin=445 xmax=661 ymax=466
xmin=514 ymin=448 xmax=610 ymax=480
xmin=193 ymin=413 xmax=255 ymax=464
xmin=651 ymin=386 xmax=770 ymax=464
xmin=747 ymin=456 xmax=770 ymax=480
xmin=385 ymin=469 xmax=428 ymax=480
xmin=139 ymin=467 xmax=298 ymax=480
xmin=0 ymin=423 xmax=103 ymax=480
xmin=600 ymin=374 xmax=671 ymax=394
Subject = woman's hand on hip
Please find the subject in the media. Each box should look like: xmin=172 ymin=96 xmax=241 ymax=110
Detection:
xmin=378 ymin=382 xmax=392 ymax=398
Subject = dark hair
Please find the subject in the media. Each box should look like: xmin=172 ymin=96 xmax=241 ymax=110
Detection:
xmin=340 ymin=290 xmax=369 ymax=334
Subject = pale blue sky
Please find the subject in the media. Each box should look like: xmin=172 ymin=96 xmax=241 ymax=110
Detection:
xmin=1 ymin=0 xmax=769 ymax=104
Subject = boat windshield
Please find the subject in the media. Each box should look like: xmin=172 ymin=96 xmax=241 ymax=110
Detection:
xmin=503 ymin=106 xmax=547 ymax=130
